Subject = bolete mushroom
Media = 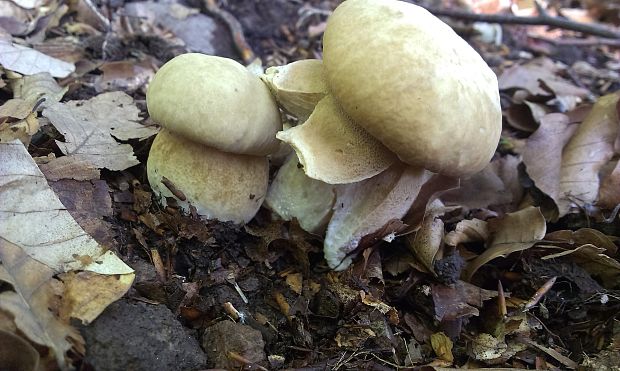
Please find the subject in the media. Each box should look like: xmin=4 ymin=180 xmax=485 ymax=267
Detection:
xmin=268 ymin=0 xmax=502 ymax=269
xmin=146 ymin=53 xmax=281 ymax=223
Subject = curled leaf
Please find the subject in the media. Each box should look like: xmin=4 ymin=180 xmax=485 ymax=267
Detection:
xmin=463 ymin=206 xmax=546 ymax=281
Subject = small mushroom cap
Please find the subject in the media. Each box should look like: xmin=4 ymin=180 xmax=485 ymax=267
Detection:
xmin=276 ymin=95 xmax=396 ymax=184
xmin=147 ymin=53 xmax=281 ymax=156
xmin=147 ymin=129 xmax=268 ymax=224
xmin=261 ymin=59 xmax=328 ymax=119
xmin=264 ymin=153 xmax=335 ymax=234
xmin=323 ymin=0 xmax=502 ymax=176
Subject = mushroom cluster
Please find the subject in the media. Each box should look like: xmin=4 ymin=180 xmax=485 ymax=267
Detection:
xmin=146 ymin=53 xmax=281 ymax=224
xmin=145 ymin=0 xmax=502 ymax=270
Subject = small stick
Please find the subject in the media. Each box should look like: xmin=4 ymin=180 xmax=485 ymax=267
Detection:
xmin=204 ymin=0 xmax=255 ymax=64
xmin=497 ymin=280 xmax=507 ymax=318
xmin=524 ymin=276 xmax=557 ymax=310
xmin=161 ymin=176 xmax=186 ymax=201
xmin=419 ymin=4 xmax=620 ymax=39
xmin=150 ymin=248 xmax=167 ymax=282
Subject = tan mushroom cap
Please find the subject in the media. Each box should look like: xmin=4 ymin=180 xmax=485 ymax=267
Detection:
xmin=261 ymin=59 xmax=328 ymax=119
xmin=323 ymin=0 xmax=502 ymax=177
xmin=147 ymin=129 xmax=268 ymax=224
xmin=276 ymin=95 xmax=397 ymax=184
xmin=147 ymin=53 xmax=281 ymax=156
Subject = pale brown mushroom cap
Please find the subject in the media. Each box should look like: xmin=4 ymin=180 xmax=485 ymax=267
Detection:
xmin=323 ymin=0 xmax=502 ymax=176
xmin=147 ymin=129 xmax=269 ymax=224
xmin=147 ymin=53 xmax=281 ymax=156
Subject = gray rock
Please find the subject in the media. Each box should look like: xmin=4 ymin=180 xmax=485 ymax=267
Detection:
xmin=81 ymin=299 xmax=207 ymax=371
xmin=202 ymin=320 xmax=265 ymax=368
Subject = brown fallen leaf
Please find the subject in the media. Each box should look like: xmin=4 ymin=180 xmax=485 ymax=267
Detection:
xmin=0 ymin=329 xmax=40 ymax=370
xmin=498 ymin=57 xmax=590 ymax=98
xmin=42 ymin=91 xmax=158 ymax=172
xmin=463 ymin=206 xmax=546 ymax=281
xmin=431 ymin=281 xmax=497 ymax=322
xmin=559 ymin=93 xmax=619 ymax=216
xmin=522 ymin=113 xmax=578 ymax=211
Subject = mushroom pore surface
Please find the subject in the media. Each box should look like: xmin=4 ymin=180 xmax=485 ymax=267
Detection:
xmin=322 ymin=0 xmax=502 ymax=176
xmin=147 ymin=129 xmax=269 ymax=224
xmin=147 ymin=53 xmax=281 ymax=156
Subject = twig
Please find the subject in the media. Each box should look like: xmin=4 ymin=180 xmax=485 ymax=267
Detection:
xmin=203 ymin=0 xmax=255 ymax=64
xmin=417 ymin=4 xmax=620 ymax=39
xmin=528 ymin=34 xmax=620 ymax=47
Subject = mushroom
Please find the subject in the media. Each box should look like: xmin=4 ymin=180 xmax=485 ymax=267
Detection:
xmin=268 ymin=0 xmax=502 ymax=269
xmin=146 ymin=53 xmax=281 ymax=223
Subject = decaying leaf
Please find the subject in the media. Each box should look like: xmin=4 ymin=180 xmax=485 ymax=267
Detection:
xmin=42 ymin=91 xmax=158 ymax=172
xmin=559 ymin=93 xmax=619 ymax=216
xmin=0 ymin=40 xmax=75 ymax=78
xmin=431 ymin=281 xmax=497 ymax=322
xmin=430 ymin=332 xmax=454 ymax=363
xmin=0 ymin=329 xmax=40 ymax=370
xmin=324 ymin=164 xmax=432 ymax=270
xmin=463 ymin=206 xmax=546 ymax=281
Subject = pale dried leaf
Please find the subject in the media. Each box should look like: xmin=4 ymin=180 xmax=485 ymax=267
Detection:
xmin=0 ymin=40 xmax=75 ymax=78
xmin=441 ymin=164 xmax=513 ymax=210
xmin=463 ymin=206 xmax=546 ymax=281
xmin=432 ymin=281 xmax=497 ymax=322
xmin=324 ymin=165 xmax=432 ymax=270
xmin=0 ymin=238 xmax=83 ymax=369
xmin=0 ymin=112 xmax=39 ymax=145
xmin=264 ymin=153 xmax=335 ymax=234
xmin=545 ymin=228 xmax=618 ymax=255
xmin=276 ymin=95 xmax=396 ymax=184
xmin=42 ymin=91 xmax=157 ymax=172
xmin=13 ymin=72 xmax=67 ymax=109
xmin=0 ymin=140 xmax=133 ymax=276
xmin=559 ymin=93 xmax=619 ymax=216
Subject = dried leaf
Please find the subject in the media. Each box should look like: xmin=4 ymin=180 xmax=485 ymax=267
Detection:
xmin=463 ymin=206 xmax=546 ymax=281
xmin=522 ymin=113 xmax=577 ymax=208
xmin=42 ymin=91 xmax=157 ymax=172
xmin=0 ymin=238 xmax=83 ymax=369
xmin=432 ymin=281 xmax=497 ymax=322
xmin=445 ymin=219 xmax=489 ymax=246
xmin=498 ymin=57 xmax=589 ymax=98
xmin=0 ymin=140 xmax=133 ymax=275
xmin=407 ymin=199 xmax=447 ymax=274
xmin=430 ymin=332 xmax=454 ymax=363
xmin=559 ymin=93 xmax=619 ymax=216
xmin=324 ymin=164 xmax=432 ymax=270
xmin=441 ymin=163 xmax=513 ymax=210
xmin=0 ymin=40 xmax=75 ymax=78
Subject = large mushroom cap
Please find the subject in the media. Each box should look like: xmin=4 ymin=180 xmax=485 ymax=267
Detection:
xmin=323 ymin=0 xmax=502 ymax=176
xmin=147 ymin=53 xmax=281 ymax=156
xmin=147 ymin=129 xmax=269 ymax=224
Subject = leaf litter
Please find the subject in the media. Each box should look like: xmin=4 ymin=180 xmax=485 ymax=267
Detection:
xmin=1 ymin=0 xmax=620 ymax=369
